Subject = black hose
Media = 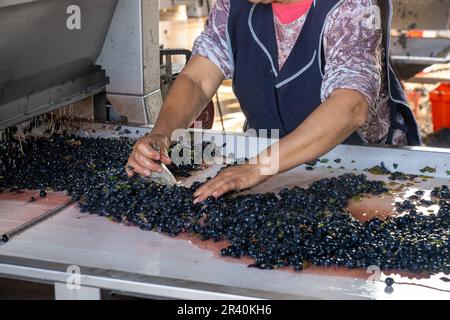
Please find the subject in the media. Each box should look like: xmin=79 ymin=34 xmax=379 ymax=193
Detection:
xmin=215 ymin=93 xmax=225 ymax=132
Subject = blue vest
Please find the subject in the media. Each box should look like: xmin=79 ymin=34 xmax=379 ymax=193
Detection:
xmin=227 ymin=0 xmax=421 ymax=145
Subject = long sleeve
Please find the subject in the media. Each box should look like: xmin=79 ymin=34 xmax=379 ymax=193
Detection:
xmin=321 ymin=0 xmax=383 ymax=109
xmin=191 ymin=0 xmax=234 ymax=79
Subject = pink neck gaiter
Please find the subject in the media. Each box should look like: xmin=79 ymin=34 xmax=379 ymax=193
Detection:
xmin=272 ymin=0 xmax=314 ymax=25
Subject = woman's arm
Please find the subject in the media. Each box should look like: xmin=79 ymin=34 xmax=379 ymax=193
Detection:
xmin=152 ymin=56 xmax=225 ymax=138
xmin=193 ymin=88 xmax=368 ymax=203
xmin=126 ymin=56 xmax=224 ymax=177
xmin=321 ymin=0 xmax=384 ymax=143
xmin=193 ymin=0 xmax=382 ymax=202
xmin=127 ymin=0 xmax=232 ymax=177
xmin=263 ymin=88 xmax=368 ymax=173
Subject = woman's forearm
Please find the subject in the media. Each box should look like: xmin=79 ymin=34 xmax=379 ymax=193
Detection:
xmin=152 ymin=56 xmax=225 ymax=138
xmin=192 ymin=89 xmax=369 ymax=203
xmin=260 ymin=89 xmax=369 ymax=174
xmin=151 ymin=74 xmax=209 ymax=138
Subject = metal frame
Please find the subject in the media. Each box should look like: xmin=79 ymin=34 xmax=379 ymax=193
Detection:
xmin=0 ymin=256 xmax=290 ymax=300
xmin=0 ymin=0 xmax=118 ymax=130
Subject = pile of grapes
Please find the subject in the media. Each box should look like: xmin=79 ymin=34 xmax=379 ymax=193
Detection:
xmin=1 ymin=134 xmax=449 ymax=274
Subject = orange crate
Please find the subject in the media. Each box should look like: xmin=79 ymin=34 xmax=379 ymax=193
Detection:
xmin=430 ymin=83 xmax=450 ymax=132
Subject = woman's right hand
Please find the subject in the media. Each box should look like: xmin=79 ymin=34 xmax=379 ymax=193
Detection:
xmin=126 ymin=133 xmax=173 ymax=177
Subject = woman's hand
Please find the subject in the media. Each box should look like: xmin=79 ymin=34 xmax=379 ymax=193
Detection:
xmin=125 ymin=55 xmax=225 ymax=178
xmin=126 ymin=133 xmax=173 ymax=177
xmin=193 ymin=163 xmax=270 ymax=204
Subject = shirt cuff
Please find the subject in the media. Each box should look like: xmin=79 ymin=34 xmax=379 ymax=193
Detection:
xmin=321 ymin=73 xmax=379 ymax=110
xmin=192 ymin=35 xmax=234 ymax=80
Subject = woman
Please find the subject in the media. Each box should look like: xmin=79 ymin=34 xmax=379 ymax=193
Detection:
xmin=127 ymin=0 xmax=420 ymax=203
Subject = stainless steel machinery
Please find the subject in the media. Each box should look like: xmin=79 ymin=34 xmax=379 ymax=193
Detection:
xmin=0 ymin=0 xmax=163 ymax=130
xmin=97 ymin=0 xmax=162 ymax=125
xmin=0 ymin=0 xmax=118 ymax=130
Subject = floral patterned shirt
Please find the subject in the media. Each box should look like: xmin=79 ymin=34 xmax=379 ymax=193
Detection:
xmin=192 ymin=0 xmax=407 ymax=145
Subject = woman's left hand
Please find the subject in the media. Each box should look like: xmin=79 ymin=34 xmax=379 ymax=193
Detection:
xmin=193 ymin=163 xmax=270 ymax=204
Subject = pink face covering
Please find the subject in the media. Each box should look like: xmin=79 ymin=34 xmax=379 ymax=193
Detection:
xmin=272 ymin=0 xmax=314 ymax=24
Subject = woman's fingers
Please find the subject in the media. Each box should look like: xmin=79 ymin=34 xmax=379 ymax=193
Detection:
xmin=193 ymin=178 xmax=219 ymax=203
xmin=194 ymin=180 xmax=236 ymax=203
xmin=127 ymin=159 xmax=151 ymax=177
xmin=194 ymin=175 xmax=224 ymax=198
xmin=127 ymin=134 xmax=174 ymax=177
xmin=158 ymin=145 xmax=173 ymax=165
xmin=134 ymin=152 xmax=163 ymax=173
xmin=137 ymin=142 xmax=161 ymax=160
xmin=194 ymin=169 xmax=239 ymax=198
xmin=126 ymin=164 xmax=135 ymax=177
xmin=193 ymin=181 xmax=211 ymax=198
xmin=212 ymin=180 xmax=239 ymax=197
xmin=138 ymin=138 xmax=173 ymax=165
xmin=193 ymin=177 xmax=240 ymax=204
xmin=192 ymin=163 xmax=268 ymax=204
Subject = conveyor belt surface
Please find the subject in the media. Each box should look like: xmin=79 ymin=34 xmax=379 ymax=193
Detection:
xmin=0 ymin=124 xmax=450 ymax=299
